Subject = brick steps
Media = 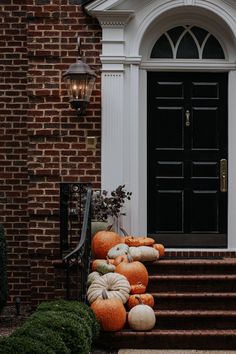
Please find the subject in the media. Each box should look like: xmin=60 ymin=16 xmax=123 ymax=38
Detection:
xmin=153 ymin=310 xmax=236 ymax=330
xmin=96 ymin=329 xmax=236 ymax=350
xmin=95 ymin=257 xmax=236 ymax=350
xmin=152 ymin=292 xmax=236 ymax=310
xmin=148 ymin=274 xmax=236 ymax=292
xmin=147 ymin=258 xmax=236 ymax=275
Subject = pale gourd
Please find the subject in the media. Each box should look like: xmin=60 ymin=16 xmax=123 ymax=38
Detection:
xmin=137 ymin=246 xmax=159 ymax=261
xmin=96 ymin=258 xmax=116 ymax=274
xmin=129 ymin=246 xmax=159 ymax=262
xmin=87 ymin=271 xmax=101 ymax=286
xmin=128 ymin=298 xmax=156 ymax=331
xmin=107 ymin=243 xmax=129 ymax=259
xmin=129 ymin=247 xmax=142 ymax=261
xmin=87 ymin=272 xmax=131 ymax=304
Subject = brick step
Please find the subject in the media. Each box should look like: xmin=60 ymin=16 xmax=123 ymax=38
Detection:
xmin=147 ymin=275 xmax=236 ymax=293
xmin=151 ymin=310 xmax=236 ymax=330
xmin=146 ymin=258 xmax=236 ymax=275
xmin=152 ymin=292 xmax=236 ymax=310
xmin=95 ymin=329 xmax=236 ymax=350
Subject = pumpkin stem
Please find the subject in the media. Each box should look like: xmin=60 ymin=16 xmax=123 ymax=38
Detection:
xmin=119 ymin=227 xmax=129 ymax=237
xmin=135 ymin=296 xmax=143 ymax=305
xmin=127 ymin=253 xmax=134 ymax=263
xmin=102 ymin=289 xmax=109 ymax=300
xmin=106 ymin=224 xmax=114 ymax=231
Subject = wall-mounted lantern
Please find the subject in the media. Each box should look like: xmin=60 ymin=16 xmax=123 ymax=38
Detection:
xmin=63 ymin=38 xmax=97 ymax=115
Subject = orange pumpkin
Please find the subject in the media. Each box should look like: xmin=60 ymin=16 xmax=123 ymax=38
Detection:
xmin=119 ymin=228 xmax=155 ymax=247
xmin=130 ymin=282 xmax=146 ymax=294
xmin=113 ymin=254 xmax=129 ymax=266
xmin=124 ymin=236 xmax=155 ymax=247
xmin=115 ymin=254 xmax=149 ymax=287
xmin=92 ymin=230 xmax=121 ymax=259
xmin=91 ymin=258 xmax=115 ymax=272
xmin=91 ymin=289 xmax=127 ymax=331
xmin=127 ymin=294 xmax=155 ymax=309
xmin=153 ymin=243 xmax=165 ymax=258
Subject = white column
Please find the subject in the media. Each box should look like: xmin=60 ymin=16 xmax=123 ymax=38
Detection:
xmin=228 ymin=70 xmax=236 ymax=249
xmin=126 ymin=64 xmax=145 ymax=235
xmin=101 ymin=71 xmax=124 ymax=191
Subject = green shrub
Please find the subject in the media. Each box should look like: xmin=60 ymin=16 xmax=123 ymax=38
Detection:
xmin=37 ymin=299 xmax=100 ymax=338
xmin=13 ymin=323 xmax=70 ymax=354
xmin=0 ymin=224 xmax=8 ymax=311
xmin=27 ymin=310 xmax=92 ymax=354
xmin=0 ymin=335 xmax=55 ymax=354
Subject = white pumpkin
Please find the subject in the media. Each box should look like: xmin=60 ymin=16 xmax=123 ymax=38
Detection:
xmin=87 ymin=272 xmax=131 ymax=304
xmin=87 ymin=271 xmax=101 ymax=286
xmin=138 ymin=246 xmax=159 ymax=261
xmin=107 ymin=243 xmax=129 ymax=259
xmin=129 ymin=246 xmax=159 ymax=262
xmin=128 ymin=302 xmax=156 ymax=331
xmin=129 ymin=247 xmax=142 ymax=261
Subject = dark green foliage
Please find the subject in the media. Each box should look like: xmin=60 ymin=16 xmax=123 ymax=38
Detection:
xmin=13 ymin=323 xmax=70 ymax=354
xmin=0 ymin=336 xmax=55 ymax=354
xmin=0 ymin=300 xmax=99 ymax=354
xmin=27 ymin=310 xmax=92 ymax=354
xmin=37 ymin=299 xmax=100 ymax=338
xmin=0 ymin=224 xmax=8 ymax=311
xmin=92 ymin=185 xmax=132 ymax=221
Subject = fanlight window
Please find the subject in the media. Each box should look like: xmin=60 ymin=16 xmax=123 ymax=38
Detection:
xmin=151 ymin=25 xmax=225 ymax=59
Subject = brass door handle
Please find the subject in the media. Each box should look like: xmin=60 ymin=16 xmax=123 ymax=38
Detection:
xmin=220 ymin=159 xmax=228 ymax=192
xmin=185 ymin=110 xmax=190 ymax=127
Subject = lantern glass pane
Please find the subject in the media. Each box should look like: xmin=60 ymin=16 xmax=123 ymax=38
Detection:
xmin=67 ymin=74 xmax=95 ymax=101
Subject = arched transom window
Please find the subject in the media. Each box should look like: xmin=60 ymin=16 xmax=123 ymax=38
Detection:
xmin=151 ymin=25 xmax=225 ymax=60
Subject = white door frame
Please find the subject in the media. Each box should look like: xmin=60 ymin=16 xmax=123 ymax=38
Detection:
xmin=86 ymin=0 xmax=236 ymax=250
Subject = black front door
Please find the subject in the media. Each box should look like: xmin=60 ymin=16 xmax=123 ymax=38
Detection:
xmin=147 ymin=72 xmax=228 ymax=248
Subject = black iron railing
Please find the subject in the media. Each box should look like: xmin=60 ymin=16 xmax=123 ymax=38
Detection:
xmin=60 ymin=183 xmax=92 ymax=302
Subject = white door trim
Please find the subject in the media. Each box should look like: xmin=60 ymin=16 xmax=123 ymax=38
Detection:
xmin=86 ymin=0 xmax=236 ymax=250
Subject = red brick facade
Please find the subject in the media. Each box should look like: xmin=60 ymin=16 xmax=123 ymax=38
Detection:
xmin=0 ymin=0 xmax=101 ymax=306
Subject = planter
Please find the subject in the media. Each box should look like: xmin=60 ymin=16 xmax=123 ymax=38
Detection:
xmin=91 ymin=221 xmax=110 ymax=237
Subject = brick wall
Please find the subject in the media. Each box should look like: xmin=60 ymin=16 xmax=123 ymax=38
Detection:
xmin=0 ymin=0 xmax=30 ymax=304
xmin=0 ymin=0 xmax=102 ymax=306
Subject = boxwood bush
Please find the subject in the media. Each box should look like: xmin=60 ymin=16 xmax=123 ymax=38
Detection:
xmin=0 ymin=224 xmax=8 ymax=312
xmin=13 ymin=323 xmax=70 ymax=354
xmin=37 ymin=299 xmax=100 ymax=338
xmin=0 ymin=300 xmax=100 ymax=354
xmin=27 ymin=310 xmax=92 ymax=354
xmin=0 ymin=336 xmax=55 ymax=354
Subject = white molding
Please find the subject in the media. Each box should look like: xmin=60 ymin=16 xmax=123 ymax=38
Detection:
xmin=184 ymin=0 xmax=196 ymax=5
xmin=88 ymin=10 xmax=134 ymax=27
xmin=100 ymin=55 xmax=142 ymax=65
xmin=141 ymin=61 xmax=236 ymax=71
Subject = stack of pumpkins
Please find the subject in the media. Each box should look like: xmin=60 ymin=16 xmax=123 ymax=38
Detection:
xmin=87 ymin=228 xmax=165 ymax=332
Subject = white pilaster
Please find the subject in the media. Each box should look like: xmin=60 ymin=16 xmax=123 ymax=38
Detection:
xmin=101 ymin=71 xmax=124 ymax=191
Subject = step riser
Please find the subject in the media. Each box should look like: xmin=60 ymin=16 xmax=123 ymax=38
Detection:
xmin=154 ymin=316 xmax=236 ymax=330
xmin=147 ymin=265 xmax=236 ymax=275
xmin=96 ymin=334 xmax=236 ymax=350
xmin=154 ymin=298 xmax=236 ymax=311
xmin=148 ymin=280 xmax=236 ymax=293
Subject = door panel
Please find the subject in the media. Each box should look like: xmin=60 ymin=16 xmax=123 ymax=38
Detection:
xmin=191 ymin=191 xmax=219 ymax=232
xmin=155 ymin=190 xmax=184 ymax=232
xmin=156 ymin=107 xmax=184 ymax=149
xmin=147 ymin=72 xmax=228 ymax=248
xmin=191 ymin=108 xmax=219 ymax=150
